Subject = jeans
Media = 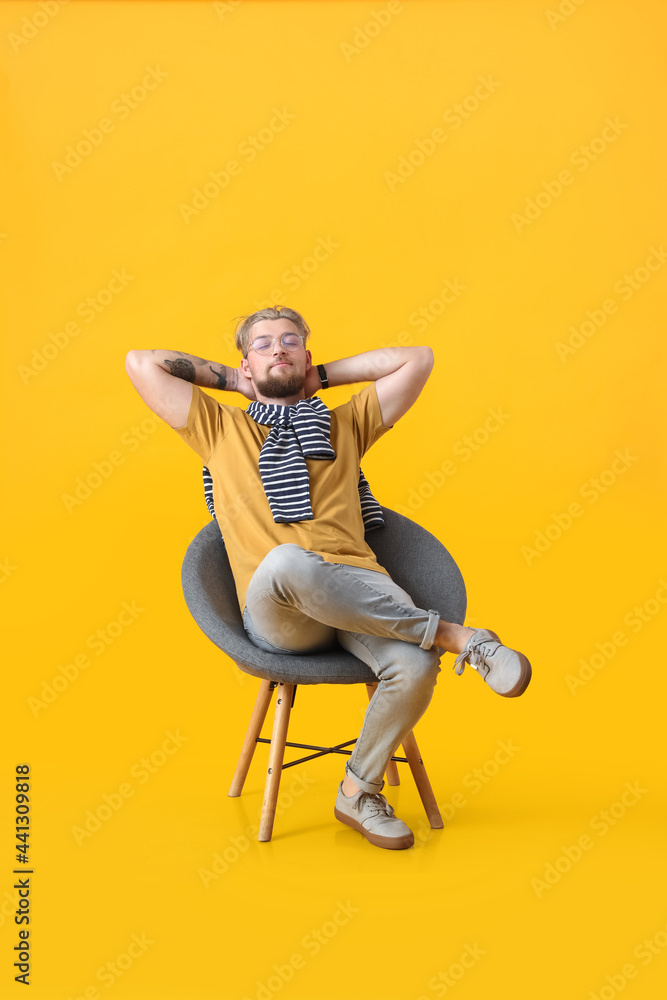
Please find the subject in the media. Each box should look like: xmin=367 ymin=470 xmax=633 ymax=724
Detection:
xmin=242 ymin=543 xmax=443 ymax=794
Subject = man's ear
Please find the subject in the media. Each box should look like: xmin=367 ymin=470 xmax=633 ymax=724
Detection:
xmin=305 ymin=349 xmax=312 ymax=370
xmin=240 ymin=357 xmax=251 ymax=377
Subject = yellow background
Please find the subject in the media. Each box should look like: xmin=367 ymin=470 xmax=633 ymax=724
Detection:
xmin=2 ymin=0 xmax=666 ymax=997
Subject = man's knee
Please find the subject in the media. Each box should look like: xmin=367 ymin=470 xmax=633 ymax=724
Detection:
xmin=257 ymin=543 xmax=308 ymax=583
xmin=257 ymin=543 xmax=334 ymax=604
xmin=400 ymin=643 xmax=442 ymax=689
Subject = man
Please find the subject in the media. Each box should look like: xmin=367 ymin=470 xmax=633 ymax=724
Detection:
xmin=125 ymin=305 xmax=531 ymax=851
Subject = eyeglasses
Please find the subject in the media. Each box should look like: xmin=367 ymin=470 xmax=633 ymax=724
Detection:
xmin=248 ymin=333 xmax=305 ymax=356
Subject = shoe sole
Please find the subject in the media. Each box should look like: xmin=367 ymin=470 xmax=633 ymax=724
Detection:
xmin=479 ymin=631 xmax=532 ymax=698
xmin=334 ymin=807 xmax=414 ymax=850
xmin=499 ymin=652 xmax=532 ymax=697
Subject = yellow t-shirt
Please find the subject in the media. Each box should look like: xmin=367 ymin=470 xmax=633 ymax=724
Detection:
xmin=173 ymin=382 xmax=393 ymax=611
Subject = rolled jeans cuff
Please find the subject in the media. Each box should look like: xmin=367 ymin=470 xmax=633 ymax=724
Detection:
xmin=419 ymin=609 xmax=440 ymax=651
xmin=345 ymin=761 xmax=385 ymax=795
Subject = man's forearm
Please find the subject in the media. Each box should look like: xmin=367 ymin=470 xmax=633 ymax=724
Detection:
xmin=134 ymin=349 xmax=241 ymax=391
xmin=320 ymin=346 xmax=433 ymax=388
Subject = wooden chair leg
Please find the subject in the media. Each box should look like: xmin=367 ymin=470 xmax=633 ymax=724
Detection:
xmin=258 ymin=682 xmax=295 ymax=842
xmin=401 ymin=730 xmax=443 ymax=829
xmin=228 ymin=677 xmax=275 ymax=797
xmin=366 ymin=683 xmax=400 ymax=786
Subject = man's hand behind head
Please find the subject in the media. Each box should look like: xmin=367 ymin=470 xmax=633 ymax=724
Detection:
xmin=236 ymin=364 xmax=257 ymax=401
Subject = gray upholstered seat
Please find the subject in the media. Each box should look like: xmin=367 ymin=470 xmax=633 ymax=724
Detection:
xmin=181 ymin=507 xmax=467 ymax=684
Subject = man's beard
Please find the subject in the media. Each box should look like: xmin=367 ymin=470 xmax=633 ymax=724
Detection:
xmin=254 ymin=364 xmax=306 ymax=399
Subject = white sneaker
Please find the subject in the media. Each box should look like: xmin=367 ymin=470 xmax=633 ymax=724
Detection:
xmin=334 ymin=782 xmax=414 ymax=850
xmin=453 ymin=628 xmax=532 ymax=697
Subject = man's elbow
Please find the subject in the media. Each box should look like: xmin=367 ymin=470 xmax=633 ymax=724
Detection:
xmin=414 ymin=345 xmax=434 ymax=372
xmin=125 ymin=349 xmax=149 ymax=372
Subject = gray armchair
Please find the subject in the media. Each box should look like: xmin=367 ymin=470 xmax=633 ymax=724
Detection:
xmin=181 ymin=507 xmax=467 ymax=842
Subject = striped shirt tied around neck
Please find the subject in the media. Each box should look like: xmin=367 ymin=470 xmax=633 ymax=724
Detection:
xmin=202 ymin=394 xmax=384 ymax=530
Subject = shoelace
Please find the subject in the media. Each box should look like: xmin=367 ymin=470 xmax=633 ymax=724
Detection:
xmin=353 ymin=791 xmax=395 ymax=818
xmin=453 ymin=633 xmax=498 ymax=678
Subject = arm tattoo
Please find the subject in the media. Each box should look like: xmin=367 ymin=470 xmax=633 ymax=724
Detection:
xmin=164 ymin=358 xmax=196 ymax=382
xmin=208 ymin=366 xmax=227 ymax=390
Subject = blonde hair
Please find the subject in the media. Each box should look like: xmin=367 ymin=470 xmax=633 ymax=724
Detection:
xmin=233 ymin=305 xmax=311 ymax=358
